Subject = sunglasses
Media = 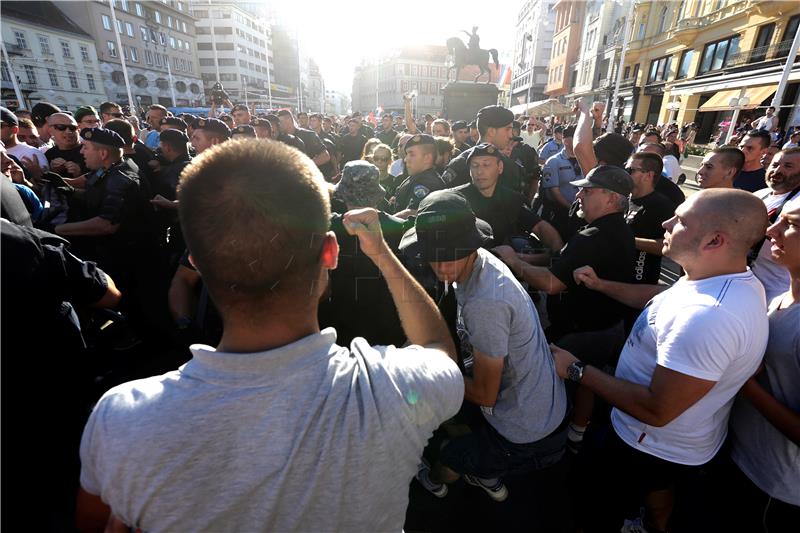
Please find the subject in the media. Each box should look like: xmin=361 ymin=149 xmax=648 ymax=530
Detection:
xmin=625 ymin=166 xmax=645 ymax=174
xmin=52 ymin=124 xmax=78 ymax=132
xmin=372 ymin=156 xmax=390 ymax=162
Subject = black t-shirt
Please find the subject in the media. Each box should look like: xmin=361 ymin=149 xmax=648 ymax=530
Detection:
xmin=733 ymin=167 xmax=767 ymax=193
xmin=443 ymin=145 xmax=523 ymax=194
xmin=549 ymin=212 xmax=636 ymax=334
xmin=626 ymin=190 xmax=675 ymax=284
xmin=319 ymin=212 xmax=412 ymax=346
xmin=654 ymin=176 xmax=685 ymax=209
xmin=278 ymin=133 xmax=307 ymax=153
xmin=375 ymin=128 xmax=398 ymax=147
xmin=45 ymin=144 xmax=88 ymax=177
xmin=510 ymin=143 xmax=540 ymax=183
xmin=453 ymin=183 xmax=541 ymax=246
xmin=337 ymin=133 xmax=368 ymax=165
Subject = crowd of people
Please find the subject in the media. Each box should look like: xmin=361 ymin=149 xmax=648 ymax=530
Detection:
xmin=1 ymin=93 xmax=798 ymax=533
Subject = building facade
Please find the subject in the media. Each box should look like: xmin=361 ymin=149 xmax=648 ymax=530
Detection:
xmin=616 ymin=0 xmax=800 ymax=142
xmin=324 ymin=89 xmax=349 ymax=115
xmin=1 ymin=1 xmax=107 ymax=111
xmin=352 ymin=46 xmax=451 ymax=116
xmin=190 ymin=0 xmax=274 ymax=106
xmin=544 ymin=0 xmax=585 ymax=98
xmin=57 ymin=0 xmax=204 ymax=108
xmin=511 ymin=0 xmax=556 ymax=107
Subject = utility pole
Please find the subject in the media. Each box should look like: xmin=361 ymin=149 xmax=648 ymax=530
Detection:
xmin=608 ymin=0 xmax=636 ymax=124
xmin=109 ymin=0 xmax=134 ymax=107
xmin=1 ymin=42 xmax=26 ymax=109
xmin=771 ymin=23 xmax=800 ymax=110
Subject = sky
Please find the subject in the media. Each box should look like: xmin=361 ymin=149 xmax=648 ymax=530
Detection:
xmin=272 ymin=0 xmax=520 ymax=93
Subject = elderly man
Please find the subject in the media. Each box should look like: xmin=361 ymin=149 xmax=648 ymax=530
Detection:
xmin=44 ymin=112 xmax=88 ymax=180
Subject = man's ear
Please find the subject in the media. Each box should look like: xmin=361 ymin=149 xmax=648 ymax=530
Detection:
xmin=187 ymin=253 xmax=198 ymax=270
xmin=320 ymin=231 xmax=339 ymax=270
xmin=497 ymin=159 xmax=504 ymax=174
xmin=703 ymin=232 xmax=726 ymax=251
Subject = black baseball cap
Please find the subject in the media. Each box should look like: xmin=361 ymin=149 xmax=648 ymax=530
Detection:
xmin=1 ymin=107 xmax=18 ymax=127
xmin=31 ymin=102 xmax=61 ymax=127
xmin=399 ymin=190 xmax=493 ymax=262
xmin=571 ymin=165 xmax=634 ymax=196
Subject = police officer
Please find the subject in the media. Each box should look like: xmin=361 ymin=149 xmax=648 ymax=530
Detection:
xmin=442 ymin=105 xmax=523 ymax=193
xmin=451 ymin=120 xmax=471 ymax=152
xmin=540 ymin=124 xmax=582 ymax=241
xmin=190 ymin=117 xmax=231 ymax=154
xmin=54 ymin=127 xmax=148 ymax=286
xmin=539 ymin=125 xmax=564 ymax=164
xmin=160 ymin=116 xmax=187 ymax=133
xmin=390 ymin=134 xmax=446 ymax=218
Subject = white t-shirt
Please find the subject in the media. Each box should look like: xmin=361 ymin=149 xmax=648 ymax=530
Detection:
xmin=662 ymin=155 xmax=682 ymax=183
xmin=80 ymin=329 xmax=463 ymax=531
xmin=612 ymin=271 xmax=768 ymax=465
xmin=520 ymin=130 xmax=542 ymax=149
xmin=755 ymin=115 xmax=777 ymax=132
xmin=751 ymin=188 xmax=799 ymax=301
xmin=7 ymin=142 xmax=48 ymax=169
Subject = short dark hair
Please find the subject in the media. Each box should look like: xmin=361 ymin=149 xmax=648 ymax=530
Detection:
xmin=159 ymin=129 xmax=189 ymax=153
xmin=99 ymin=101 xmax=121 ymax=114
xmin=103 ymin=118 xmax=135 ymax=147
xmin=149 ymin=104 xmax=168 ymax=115
xmin=231 ymin=104 xmax=249 ymax=113
xmin=434 ymin=136 xmax=455 ymax=156
xmin=767 ymin=106 xmax=776 ymax=112
xmin=632 ymin=151 xmax=663 ymax=177
xmin=297 ymin=111 xmax=308 ymax=118
xmin=178 ymin=140 xmax=330 ymax=313
xmin=711 ymin=146 xmax=745 ymax=173
xmin=744 ymin=129 xmax=771 ymax=149
xmin=643 ymin=130 xmax=662 ymax=142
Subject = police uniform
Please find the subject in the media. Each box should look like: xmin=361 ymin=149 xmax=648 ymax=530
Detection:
xmin=375 ymin=126 xmax=398 ymax=147
xmin=541 ymin=148 xmax=582 ymax=240
xmin=391 ymin=134 xmax=446 ymax=212
xmin=194 ymin=118 xmax=231 ymax=140
xmin=160 ymin=116 xmax=187 ymax=131
xmin=539 ymin=134 xmax=563 ymax=162
xmin=74 ymin=128 xmax=149 ymax=279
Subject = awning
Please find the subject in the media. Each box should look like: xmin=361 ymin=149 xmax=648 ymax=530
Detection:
xmin=511 ymin=98 xmax=573 ymax=117
xmin=698 ymin=85 xmax=777 ymax=112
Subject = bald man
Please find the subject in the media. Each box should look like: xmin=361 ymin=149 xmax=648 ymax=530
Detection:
xmin=553 ymin=189 xmax=770 ymax=532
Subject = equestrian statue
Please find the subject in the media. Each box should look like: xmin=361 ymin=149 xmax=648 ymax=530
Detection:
xmin=446 ymin=27 xmax=499 ymax=83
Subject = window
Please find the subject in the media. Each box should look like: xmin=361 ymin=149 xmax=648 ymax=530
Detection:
xmin=632 ymin=64 xmax=640 ymax=82
xmin=130 ymin=47 xmax=138 ymax=62
xmin=154 ymin=11 xmax=161 ymax=23
xmin=167 ymin=15 xmax=173 ymax=28
xmin=219 ymin=73 xmax=237 ymax=81
xmin=217 ymin=42 xmax=233 ymax=50
xmin=648 ymin=55 xmax=672 ymax=83
xmin=750 ymin=24 xmax=775 ymax=63
xmin=141 ymin=26 xmax=148 ymax=41
xmin=116 ymin=19 xmax=123 ymax=33
xmin=213 ymin=26 xmax=232 ymax=35
xmin=182 ymin=21 xmax=187 ymax=33
xmin=107 ymin=41 xmax=117 ymax=57
xmin=24 ymin=64 xmax=36 ymax=85
xmin=637 ymin=22 xmax=645 ymax=39
xmin=623 ymin=65 xmax=631 ymax=79
xmin=159 ymin=32 xmax=166 ymax=45
xmin=87 ymin=73 xmax=96 ymax=91
xmin=145 ymin=49 xmax=153 ymax=64
xmin=125 ymin=22 xmax=134 ymax=37
xmin=198 ymin=42 xmax=213 ymax=50
xmin=676 ymin=49 xmax=694 ymax=79
xmin=196 ymin=27 xmax=210 ymax=35
xmin=102 ymin=15 xmax=111 ymax=30
xmin=38 ymin=35 xmax=52 ymax=55
xmin=15 ymin=31 xmax=30 ymax=51
xmin=177 ymin=1 xmax=183 ymax=11
xmin=169 ymin=36 xmax=176 ymax=48
xmin=60 ymin=40 xmax=72 ymax=58
xmin=155 ymin=53 xmax=162 ymax=66
xmin=80 ymin=45 xmax=90 ymax=61
xmin=199 ymin=58 xmax=215 ymax=66
xmin=3 ymin=62 xmax=14 ymax=81
xmin=68 ymin=72 xmax=79 ymax=89
xmin=48 ymin=68 xmax=59 ymax=87
xmin=777 ymin=15 xmax=800 ymax=58
xmin=219 ymin=58 xmax=235 ymax=66
xmin=657 ymin=7 xmax=669 ymax=34
xmin=150 ymin=29 xmax=158 ymax=41
xmin=699 ymin=35 xmax=739 ymax=73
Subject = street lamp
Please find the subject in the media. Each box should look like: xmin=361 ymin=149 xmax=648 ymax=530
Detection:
xmin=726 ymin=95 xmax=749 ymax=143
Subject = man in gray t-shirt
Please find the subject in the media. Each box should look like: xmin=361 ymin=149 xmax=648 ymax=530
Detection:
xmin=399 ymin=187 xmax=567 ymax=502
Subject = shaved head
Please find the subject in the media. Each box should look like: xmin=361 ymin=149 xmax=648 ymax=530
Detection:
xmin=47 ymin=112 xmax=77 ymax=126
xmin=692 ymin=188 xmax=768 ymax=256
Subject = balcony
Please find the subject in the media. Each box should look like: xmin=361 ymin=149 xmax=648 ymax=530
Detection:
xmin=726 ymin=39 xmax=797 ymax=68
xmin=3 ymin=42 xmax=28 ymax=56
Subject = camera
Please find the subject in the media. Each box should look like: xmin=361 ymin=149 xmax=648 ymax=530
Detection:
xmin=210 ymin=82 xmax=230 ymax=106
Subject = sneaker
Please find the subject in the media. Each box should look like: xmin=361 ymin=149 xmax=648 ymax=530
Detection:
xmin=463 ymin=474 xmax=508 ymax=502
xmin=415 ymin=461 xmax=447 ymax=498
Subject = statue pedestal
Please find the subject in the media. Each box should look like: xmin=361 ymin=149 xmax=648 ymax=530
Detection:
xmin=442 ymin=82 xmax=499 ymax=122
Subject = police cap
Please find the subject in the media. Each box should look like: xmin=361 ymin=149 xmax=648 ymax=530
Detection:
xmin=232 ymin=124 xmax=256 ymax=137
xmin=404 ymin=133 xmax=436 ymax=150
xmin=160 ymin=128 xmax=189 ymax=145
xmin=195 ymin=118 xmax=231 ymax=139
xmin=466 ymin=143 xmax=502 ymax=164
xmin=80 ymin=127 xmax=125 ymax=148
xmin=476 ymin=105 xmax=513 ymax=129
xmin=161 ymin=116 xmax=187 ymax=130
xmin=451 ymin=120 xmax=468 ymax=132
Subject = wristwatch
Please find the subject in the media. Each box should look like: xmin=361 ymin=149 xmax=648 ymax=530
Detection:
xmin=567 ymin=361 xmax=587 ymax=383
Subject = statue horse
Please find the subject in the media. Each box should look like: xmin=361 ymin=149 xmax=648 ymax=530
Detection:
xmin=446 ymin=37 xmax=499 ymax=83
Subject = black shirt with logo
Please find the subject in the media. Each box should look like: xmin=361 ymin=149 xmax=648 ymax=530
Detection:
xmin=443 ymin=145 xmax=523 ymax=194
xmin=392 ymin=167 xmax=446 ymax=211
xmin=626 ymin=190 xmax=675 ymax=284
xmin=549 ymin=212 xmax=636 ymax=335
xmin=45 ymin=145 xmax=89 ymax=178
xmin=453 ymin=183 xmax=541 ymax=246
xmin=654 ymin=176 xmax=685 ymax=209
